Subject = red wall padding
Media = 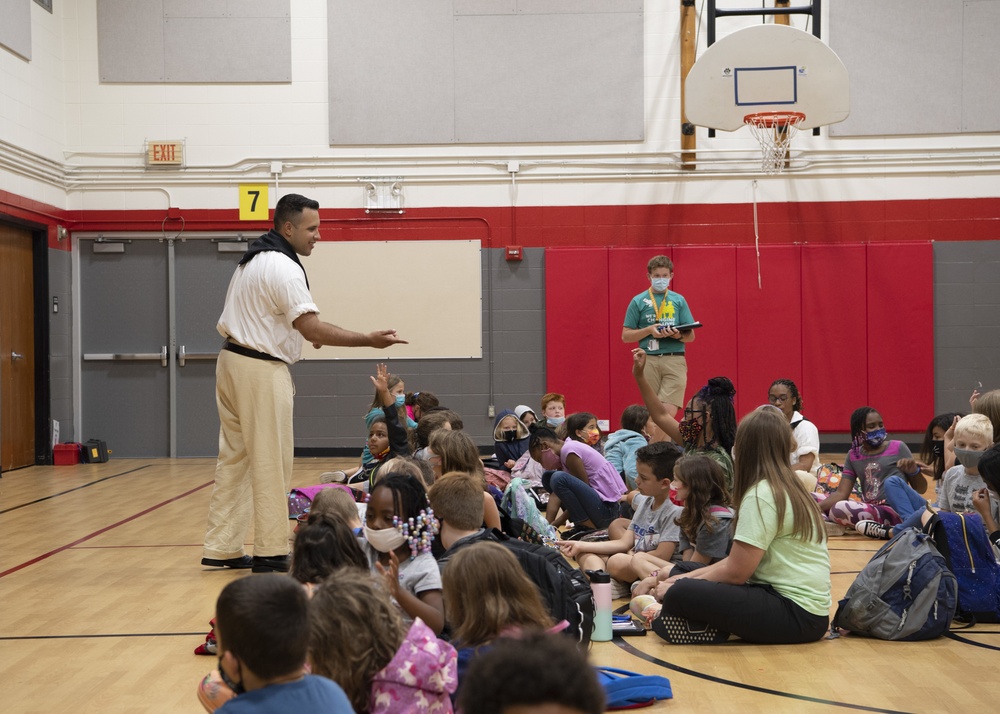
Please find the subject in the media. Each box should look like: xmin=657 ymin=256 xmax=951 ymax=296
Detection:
xmin=866 ymin=242 xmax=934 ymax=432
xmin=735 ymin=245 xmax=803 ymax=418
xmin=547 ymin=243 xmax=934 ymax=434
xmin=800 ymin=244 xmax=869 ymax=432
xmin=545 ymin=248 xmax=612 ymax=420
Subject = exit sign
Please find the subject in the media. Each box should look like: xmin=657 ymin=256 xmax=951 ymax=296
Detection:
xmin=145 ymin=141 xmax=185 ymax=166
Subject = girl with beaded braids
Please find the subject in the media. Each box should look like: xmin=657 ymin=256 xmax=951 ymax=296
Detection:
xmin=632 ymin=348 xmax=736 ymax=490
xmin=767 ymin=379 xmax=821 ymax=476
xmin=363 ymin=472 xmax=445 ymax=635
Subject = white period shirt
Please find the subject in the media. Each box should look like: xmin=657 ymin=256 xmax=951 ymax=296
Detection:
xmin=790 ymin=411 xmax=821 ymax=475
xmin=217 ymin=251 xmax=319 ymax=364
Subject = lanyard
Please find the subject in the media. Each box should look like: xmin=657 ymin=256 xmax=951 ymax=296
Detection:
xmin=648 ymin=289 xmax=673 ymax=322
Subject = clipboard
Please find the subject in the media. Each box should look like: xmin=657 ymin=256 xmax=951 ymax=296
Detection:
xmin=671 ymin=321 xmax=702 ymax=331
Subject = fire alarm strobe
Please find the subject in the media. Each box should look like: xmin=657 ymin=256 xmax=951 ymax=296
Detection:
xmin=505 ymin=246 xmax=523 ymax=261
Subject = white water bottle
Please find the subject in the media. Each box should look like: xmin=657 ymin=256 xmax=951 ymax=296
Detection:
xmin=588 ymin=569 xmax=613 ymax=642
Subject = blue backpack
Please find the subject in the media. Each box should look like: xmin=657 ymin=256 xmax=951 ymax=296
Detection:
xmin=594 ymin=667 xmax=672 ymax=710
xmin=930 ymin=511 xmax=1000 ymax=623
xmin=833 ymin=527 xmax=957 ymax=640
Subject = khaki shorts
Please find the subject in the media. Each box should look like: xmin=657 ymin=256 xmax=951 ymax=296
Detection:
xmin=643 ymin=354 xmax=688 ymax=409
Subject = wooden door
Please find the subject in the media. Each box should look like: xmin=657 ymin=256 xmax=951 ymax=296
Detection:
xmin=0 ymin=224 xmax=35 ymax=471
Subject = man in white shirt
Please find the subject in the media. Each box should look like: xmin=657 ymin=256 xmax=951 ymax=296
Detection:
xmin=202 ymin=194 xmax=406 ymax=573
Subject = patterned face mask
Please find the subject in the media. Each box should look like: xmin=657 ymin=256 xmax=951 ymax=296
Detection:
xmin=583 ymin=428 xmax=601 ymax=446
xmin=863 ymin=428 xmax=887 ymax=448
xmin=678 ymin=418 xmax=703 ymax=447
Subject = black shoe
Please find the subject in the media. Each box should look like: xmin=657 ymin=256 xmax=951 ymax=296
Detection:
xmin=201 ymin=555 xmax=253 ymax=569
xmin=252 ymin=555 xmax=290 ymax=573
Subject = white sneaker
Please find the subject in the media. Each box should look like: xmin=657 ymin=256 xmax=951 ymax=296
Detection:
xmin=320 ymin=470 xmax=347 ymax=484
xmin=824 ymin=520 xmax=846 ymax=537
xmin=611 ymin=579 xmax=633 ymax=600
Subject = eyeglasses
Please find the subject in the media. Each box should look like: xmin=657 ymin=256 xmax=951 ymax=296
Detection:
xmin=683 ymin=408 xmax=705 ymax=419
xmin=768 ymin=394 xmax=790 ymax=403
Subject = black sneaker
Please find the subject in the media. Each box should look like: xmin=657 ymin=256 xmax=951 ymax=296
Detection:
xmin=855 ymin=520 xmax=891 ymax=540
xmin=252 ymin=555 xmax=290 ymax=573
xmin=201 ymin=555 xmax=253 ymax=569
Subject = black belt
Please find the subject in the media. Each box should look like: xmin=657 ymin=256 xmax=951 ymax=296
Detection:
xmin=223 ymin=340 xmax=283 ymax=362
xmin=648 ymin=352 xmax=685 ymax=357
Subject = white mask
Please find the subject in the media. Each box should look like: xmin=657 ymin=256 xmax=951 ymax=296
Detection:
xmin=364 ymin=525 xmax=407 ymax=553
xmin=651 ymin=277 xmax=671 ymax=292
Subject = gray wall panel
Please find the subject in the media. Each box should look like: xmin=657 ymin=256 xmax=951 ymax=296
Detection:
xmin=453 ymin=12 xmax=643 ymax=143
xmin=48 ymin=247 xmax=74 ymax=441
xmin=829 ymin=0 xmax=998 ymax=136
xmin=98 ymin=0 xmax=290 ymax=83
xmin=327 ymin=1 xmax=455 ymax=144
xmin=328 ymin=0 xmax=643 ymax=145
xmin=0 ymin=0 xmax=31 ymax=60
xmin=98 ymin=0 xmax=165 ymax=82
xmin=934 ymin=241 xmax=1000 ymax=415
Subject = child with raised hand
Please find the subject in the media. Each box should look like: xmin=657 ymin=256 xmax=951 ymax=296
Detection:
xmin=632 ymin=348 xmax=736 ymax=489
xmin=820 ymin=406 xmax=927 ymax=529
xmin=651 ymin=407 xmax=831 ymax=645
xmin=556 ymin=442 xmax=683 ymax=596
xmin=309 ymin=567 xmax=457 ymax=714
xmin=442 ymin=542 xmax=558 ymax=689
xmin=200 ymin=577 xmax=353 ymax=713
xmin=919 ymin=412 xmax=964 ymax=483
xmin=351 ymin=364 xmax=412 ymax=492
xmin=529 ymin=426 xmax=627 ymax=538
xmin=364 ymin=472 xmax=445 ymax=635
xmin=360 ymin=370 xmax=416 ymax=463
xmin=857 ymin=413 xmax=1000 ymax=540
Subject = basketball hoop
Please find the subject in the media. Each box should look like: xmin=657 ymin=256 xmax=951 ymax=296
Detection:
xmin=744 ymin=111 xmax=805 ymax=174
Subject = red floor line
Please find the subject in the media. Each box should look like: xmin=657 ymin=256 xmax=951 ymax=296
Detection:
xmin=0 ymin=480 xmax=214 ymax=579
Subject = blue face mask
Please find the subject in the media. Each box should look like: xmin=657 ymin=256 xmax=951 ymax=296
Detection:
xmin=650 ymin=277 xmax=671 ymax=293
xmin=864 ymin=428 xmax=887 ymax=448
xmin=547 ymin=416 xmax=565 ymax=427
xmin=394 ymin=394 xmax=406 ymax=407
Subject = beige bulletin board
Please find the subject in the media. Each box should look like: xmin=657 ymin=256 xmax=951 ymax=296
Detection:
xmin=303 ymin=240 xmax=482 ymax=360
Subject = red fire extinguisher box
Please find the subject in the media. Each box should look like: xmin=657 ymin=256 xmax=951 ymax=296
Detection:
xmin=53 ymin=443 xmax=82 ymax=466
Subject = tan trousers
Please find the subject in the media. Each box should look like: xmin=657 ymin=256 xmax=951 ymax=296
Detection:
xmin=202 ymin=349 xmax=294 ymax=560
xmin=643 ymin=354 xmax=688 ymax=409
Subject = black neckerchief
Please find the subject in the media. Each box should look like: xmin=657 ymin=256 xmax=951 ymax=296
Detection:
xmin=238 ymin=229 xmax=309 ymax=287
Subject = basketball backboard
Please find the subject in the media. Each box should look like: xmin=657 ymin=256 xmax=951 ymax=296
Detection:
xmin=685 ymin=24 xmax=850 ymax=132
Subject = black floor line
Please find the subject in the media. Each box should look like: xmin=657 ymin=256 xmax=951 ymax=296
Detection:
xmin=945 ymin=631 xmax=1000 ymax=650
xmin=0 ymin=632 xmax=205 ymax=641
xmin=828 ymin=547 xmax=879 ymax=552
xmin=0 ymin=465 xmax=153 ymax=515
xmin=613 ymin=638 xmax=912 ymax=713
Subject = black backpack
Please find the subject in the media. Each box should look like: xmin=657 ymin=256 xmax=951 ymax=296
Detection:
xmin=491 ymin=530 xmax=595 ymax=646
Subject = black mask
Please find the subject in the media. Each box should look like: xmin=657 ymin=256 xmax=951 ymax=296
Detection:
xmin=931 ymin=439 xmax=944 ymax=458
xmin=502 ymin=429 xmax=518 ymax=442
xmin=218 ymin=656 xmax=245 ymax=695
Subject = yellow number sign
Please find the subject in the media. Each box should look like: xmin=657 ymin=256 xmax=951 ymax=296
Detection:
xmin=239 ymin=185 xmax=269 ymax=221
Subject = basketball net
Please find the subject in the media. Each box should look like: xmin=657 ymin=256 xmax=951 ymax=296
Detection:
xmin=744 ymin=111 xmax=805 ymax=174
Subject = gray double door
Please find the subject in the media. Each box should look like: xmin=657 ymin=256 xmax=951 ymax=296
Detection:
xmin=80 ymin=237 xmax=240 ymax=457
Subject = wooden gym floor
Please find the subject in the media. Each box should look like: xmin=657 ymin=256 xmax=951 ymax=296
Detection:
xmin=1 ymin=457 xmax=998 ymax=713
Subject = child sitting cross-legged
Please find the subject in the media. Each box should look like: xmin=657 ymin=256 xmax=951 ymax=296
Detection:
xmin=205 ymin=576 xmax=353 ymax=713
xmin=555 ymin=442 xmax=683 ymax=598
xmin=857 ymin=413 xmax=1000 ymax=540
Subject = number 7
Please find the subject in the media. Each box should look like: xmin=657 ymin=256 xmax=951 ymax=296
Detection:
xmin=248 ymin=190 xmax=259 ymax=212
